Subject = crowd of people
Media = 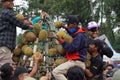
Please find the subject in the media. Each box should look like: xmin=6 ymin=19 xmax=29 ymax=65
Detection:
xmin=0 ymin=0 xmax=119 ymax=80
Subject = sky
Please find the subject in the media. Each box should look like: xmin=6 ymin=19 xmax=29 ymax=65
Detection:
xmin=15 ymin=0 xmax=119 ymax=35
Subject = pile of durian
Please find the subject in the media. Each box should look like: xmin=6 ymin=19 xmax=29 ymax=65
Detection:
xmin=13 ymin=15 xmax=73 ymax=69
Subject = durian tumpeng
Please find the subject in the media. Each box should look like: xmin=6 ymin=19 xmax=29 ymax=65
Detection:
xmin=47 ymin=48 xmax=57 ymax=57
xmin=57 ymin=30 xmax=67 ymax=39
xmin=54 ymin=20 xmax=62 ymax=28
xmin=16 ymin=14 xmax=24 ymax=21
xmin=39 ymin=30 xmax=47 ymax=41
xmin=24 ymin=46 xmax=33 ymax=56
xmin=33 ymin=23 xmax=42 ymax=35
xmin=25 ymin=32 xmax=36 ymax=42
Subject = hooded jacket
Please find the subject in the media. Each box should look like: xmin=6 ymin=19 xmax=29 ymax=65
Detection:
xmin=62 ymin=28 xmax=87 ymax=62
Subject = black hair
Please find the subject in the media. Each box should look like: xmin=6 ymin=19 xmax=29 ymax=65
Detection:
xmin=67 ymin=66 xmax=85 ymax=80
xmin=14 ymin=66 xmax=28 ymax=78
xmin=0 ymin=63 xmax=13 ymax=80
xmin=106 ymin=64 xmax=114 ymax=69
xmin=90 ymin=39 xmax=104 ymax=52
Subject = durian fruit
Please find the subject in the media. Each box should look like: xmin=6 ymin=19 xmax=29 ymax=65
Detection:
xmin=64 ymin=35 xmax=73 ymax=43
xmin=54 ymin=57 xmax=67 ymax=67
xmin=22 ymin=45 xmax=29 ymax=52
xmin=85 ymin=52 xmax=91 ymax=68
xmin=54 ymin=21 xmax=62 ymax=28
xmin=47 ymin=48 xmax=57 ymax=57
xmin=57 ymin=30 xmax=67 ymax=39
xmin=13 ymin=48 xmax=21 ymax=56
xmin=56 ymin=45 xmax=65 ymax=55
xmin=21 ymin=37 xmax=28 ymax=45
xmin=32 ymin=52 xmax=41 ymax=59
xmin=16 ymin=14 xmax=24 ymax=21
xmin=12 ymin=55 xmax=20 ymax=62
xmin=24 ymin=46 xmax=33 ymax=56
xmin=38 ymin=30 xmax=47 ymax=41
xmin=33 ymin=23 xmax=42 ymax=35
xmin=25 ymin=32 xmax=36 ymax=42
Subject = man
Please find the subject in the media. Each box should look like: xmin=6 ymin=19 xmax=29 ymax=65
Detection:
xmin=0 ymin=0 xmax=33 ymax=67
xmin=14 ymin=53 xmax=42 ymax=80
xmin=52 ymin=15 xmax=87 ymax=80
xmin=85 ymin=39 xmax=103 ymax=80
xmin=87 ymin=21 xmax=113 ymax=58
xmin=67 ymin=66 xmax=85 ymax=80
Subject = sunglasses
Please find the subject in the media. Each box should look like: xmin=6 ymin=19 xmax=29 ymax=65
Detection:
xmin=89 ymin=28 xmax=98 ymax=32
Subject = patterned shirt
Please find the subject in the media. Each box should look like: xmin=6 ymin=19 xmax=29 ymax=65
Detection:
xmin=0 ymin=8 xmax=29 ymax=51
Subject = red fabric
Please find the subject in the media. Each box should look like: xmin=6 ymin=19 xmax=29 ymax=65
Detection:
xmin=66 ymin=51 xmax=80 ymax=60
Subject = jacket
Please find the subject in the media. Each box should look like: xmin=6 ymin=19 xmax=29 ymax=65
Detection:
xmin=62 ymin=28 xmax=87 ymax=62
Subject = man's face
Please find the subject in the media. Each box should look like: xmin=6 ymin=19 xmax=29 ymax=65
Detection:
xmin=88 ymin=27 xmax=99 ymax=38
xmin=89 ymin=44 xmax=97 ymax=54
xmin=3 ymin=0 xmax=14 ymax=9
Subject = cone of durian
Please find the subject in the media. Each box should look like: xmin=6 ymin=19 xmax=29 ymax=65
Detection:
xmin=13 ymin=48 xmax=21 ymax=56
xmin=56 ymin=45 xmax=65 ymax=55
xmin=54 ymin=57 xmax=67 ymax=67
xmin=25 ymin=32 xmax=36 ymax=42
xmin=23 ymin=46 xmax=33 ymax=56
xmin=57 ymin=30 xmax=67 ymax=39
xmin=64 ymin=35 xmax=73 ymax=43
xmin=33 ymin=23 xmax=42 ymax=35
xmin=12 ymin=55 xmax=20 ymax=62
xmin=38 ymin=30 xmax=47 ymax=41
xmin=16 ymin=14 xmax=24 ymax=21
xmin=54 ymin=20 xmax=62 ymax=28
xmin=47 ymin=48 xmax=57 ymax=57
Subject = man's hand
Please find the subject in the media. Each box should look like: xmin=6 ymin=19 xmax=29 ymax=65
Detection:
xmin=55 ymin=35 xmax=64 ymax=44
xmin=29 ymin=25 xmax=34 ymax=29
xmin=34 ymin=52 xmax=43 ymax=63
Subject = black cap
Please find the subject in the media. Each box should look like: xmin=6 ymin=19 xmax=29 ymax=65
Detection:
xmin=66 ymin=15 xmax=79 ymax=25
xmin=14 ymin=67 xmax=28 ymax=78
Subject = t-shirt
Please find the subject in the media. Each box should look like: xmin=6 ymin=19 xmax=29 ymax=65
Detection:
xmin=89 ymin=55 xmax=103 ymax=80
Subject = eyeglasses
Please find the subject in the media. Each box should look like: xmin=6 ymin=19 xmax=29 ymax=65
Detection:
xmin=89 ymin=28 xmax=98 ymax=32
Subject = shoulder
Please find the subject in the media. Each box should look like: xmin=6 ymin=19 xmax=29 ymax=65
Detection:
xmin=1 ymin=8 xmax=12 ymax=16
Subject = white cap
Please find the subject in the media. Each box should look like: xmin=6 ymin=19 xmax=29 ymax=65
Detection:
xmin=87 ymin=21 xmax=99 ymax=30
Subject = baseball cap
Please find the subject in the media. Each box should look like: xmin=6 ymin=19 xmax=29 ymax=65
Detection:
xmin=14 ymin=67 xmax=28 ymax=78
xmin=1 ymin=0 xmax=14 ymax=2
xmin=66 ymin=15 xmax=79 ymax=25
xmin=87 ymin=21 xmax=99 ymax=30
